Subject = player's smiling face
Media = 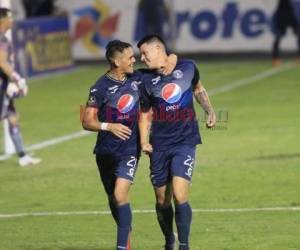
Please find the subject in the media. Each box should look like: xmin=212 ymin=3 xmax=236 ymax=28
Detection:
xmin=116 ymin=47 xmax=136 ymax=74
xmin=139 ymin=43 xmax=160 ymax=69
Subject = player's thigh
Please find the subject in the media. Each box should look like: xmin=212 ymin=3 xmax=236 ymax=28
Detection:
xmin=171 ymin=145 xmax=196 ymax=183
xmin=291 ymin=19 xmax=300 ymax=35
xmin=96 ymin=154 xmax=139 ymax=196
xmin=150 ymin=150 xmax=172 ymax=187
xmin=114 ymin=155 xmax=139 ymax=203
xmin=115 ymin=155 xmax=139 ymax=184
xmin=96 ymin=154 xmax=116 ymax=196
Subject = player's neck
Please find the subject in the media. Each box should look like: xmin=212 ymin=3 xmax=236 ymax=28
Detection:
xmin=157 ymin=56 xmax=168 ymax=74
xmin=107 ymin=69 xmax=127 ymax=82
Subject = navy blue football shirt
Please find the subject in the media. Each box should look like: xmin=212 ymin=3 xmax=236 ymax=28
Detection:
xmin=140 ymin=59 xmax=202 ymax=150
xmin=86 ymin=71 xmax=142 ymax=156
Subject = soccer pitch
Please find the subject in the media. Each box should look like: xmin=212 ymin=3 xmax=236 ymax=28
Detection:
xmin=0 ymin=61 xmax=299 ymax=250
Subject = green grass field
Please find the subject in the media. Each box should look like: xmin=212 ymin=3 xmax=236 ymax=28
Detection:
xmin=0 ymin=61 xmax=300 ymax=250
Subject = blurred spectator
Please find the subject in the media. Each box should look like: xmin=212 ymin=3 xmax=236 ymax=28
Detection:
xmin=272 ymin=0 xmax=300 ymax=66
xmin=22 ymin=0 xmax=67 ymax=18
xmin=134 ymin=0 xmax=171 ymax=44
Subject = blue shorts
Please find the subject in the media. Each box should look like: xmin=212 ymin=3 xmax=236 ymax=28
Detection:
xmin=149 ymin=145 xmax=196 ymax=187
xmin=0 ymin=96 xmax=16 ymax=120
xmin=96 ymin=154 xmax=139 ymax=195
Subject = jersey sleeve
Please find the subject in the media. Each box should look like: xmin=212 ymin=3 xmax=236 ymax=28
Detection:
xmin=191 ymin=62 xmax=200 ymax=87
xmin=0 ymin=35 xmax=8 ymax=51
xmin=86 ymin=85 xmax=105 ymax=108
xmin=139 ymin=81 xmax=152 ymax=112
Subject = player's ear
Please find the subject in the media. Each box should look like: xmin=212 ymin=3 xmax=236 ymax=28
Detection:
xmin=114 ymin=58 xmax=120 ymax=68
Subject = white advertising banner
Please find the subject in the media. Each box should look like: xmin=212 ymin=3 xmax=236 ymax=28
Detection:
xmin=174 ymin=0 xmax=297 ymax=52
xmin=11 ymin=0 xmax=296 ymax=59
xmin=57 ymin=0 xmax=139 ymax=59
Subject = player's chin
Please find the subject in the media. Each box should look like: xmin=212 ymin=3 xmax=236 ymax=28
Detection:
xmin=126 ymin=67 xmax=134 ymax=74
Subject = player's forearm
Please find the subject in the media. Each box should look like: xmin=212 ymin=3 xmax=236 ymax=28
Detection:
xmin=82 ymin=119 xmax=101 ymax=132
xmin=139 ymin=112 xmax=151 ymax=145
xmin=194 ymin=85 xmax=214 ymax=114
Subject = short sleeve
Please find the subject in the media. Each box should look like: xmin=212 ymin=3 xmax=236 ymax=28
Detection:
xmin=86 ymin=85 xmax=105 ymax=108
xmin=139 ymin=81 xmax=152 ymax=112
xmin=0 ymin=35 xmax=8 ymax=51
xmin=191 ymin=63 xmax=200 ymax=87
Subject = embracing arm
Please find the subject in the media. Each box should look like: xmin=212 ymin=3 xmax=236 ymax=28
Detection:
xmin=193 ymin=82 xmax=216 ymax=128
xmin=138 ymin=110 xmax=153 ymax=154
xmin=160 ymin=53 xmax=177 ymax=75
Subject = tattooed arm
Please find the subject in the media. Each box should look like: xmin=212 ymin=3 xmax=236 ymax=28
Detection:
xmin=193 ymin=82 xmax=216 ymax=128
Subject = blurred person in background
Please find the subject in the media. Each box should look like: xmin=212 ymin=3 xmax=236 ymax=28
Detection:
xmin=272 ymin=0 xmax=300 ymax=66
xmin=22 ymin=0 xmax=67 ymax=18
xmin=0 ymin=7 xmax=41 ymax=167
xmin=134 ymin=0 xmax=171 ymax=44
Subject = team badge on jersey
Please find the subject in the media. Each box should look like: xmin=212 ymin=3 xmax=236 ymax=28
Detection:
xmin=117 ymin=94 xmax=135 ymax=113
xmin=173 ymin=70 xmax=183 ymax=79
xmin=87 ymin=95 xmax=96 ymax=106
xmin=131 ymin=81 xmax=141 ymax=91
xmin=161 ymin=83 xmax=182 ymax=104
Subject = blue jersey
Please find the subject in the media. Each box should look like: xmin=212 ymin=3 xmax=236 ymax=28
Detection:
xmin=140 ymin=59 xmax=202 ymax=150
xmin=86 ymin=71 xmax=142 ymax=156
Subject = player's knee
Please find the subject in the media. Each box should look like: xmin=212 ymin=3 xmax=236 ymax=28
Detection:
xmin=173 ymin=192 xmax=188 ymax=204
xmin=113 ymin=190 xmax=128 ymax=205
xmin=156 ymin=193 xmax=172 ymax=207
xmin=8 ymin=115 xmax=19 ymax=126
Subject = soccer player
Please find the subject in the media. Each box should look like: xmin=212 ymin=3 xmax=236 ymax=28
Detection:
xmin=137 ymin=35 xmax=216 ymax=250
xmin=0 ymin=7 xmax=41 ymax=167
xmin=82 ymin=40 xmax=176 ymax=250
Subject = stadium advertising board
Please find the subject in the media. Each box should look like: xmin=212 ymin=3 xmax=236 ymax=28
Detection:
xmin=13 ymin=17 xmax=73 ymax=77
xmin=57 ymin=0 xmax=297 ymax=59
xmin=174 ymin=0 xmax=296 ymax=52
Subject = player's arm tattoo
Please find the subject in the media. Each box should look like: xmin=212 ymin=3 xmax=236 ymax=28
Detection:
xmin=194 ymin=84 xmax=214 ymax=114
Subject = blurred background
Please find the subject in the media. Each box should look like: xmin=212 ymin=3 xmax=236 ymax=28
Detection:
xmin=6 ymin=0 xmax=300 ymax=76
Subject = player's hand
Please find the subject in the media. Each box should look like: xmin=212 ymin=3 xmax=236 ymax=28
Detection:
xmin=6 ymin=82 xmax=26 ymax=99
xmin=206 ymin=111 xmax=216 ymax=128
xmin=18 ymin=78 xmax=28 ymax=96
xmin=107 ymin=123 xmax=132 ymax=140
xmin=141 ymin=142 xmax=153 ymax=154
xmin=161 ymin=53 xmax=177 ymax=75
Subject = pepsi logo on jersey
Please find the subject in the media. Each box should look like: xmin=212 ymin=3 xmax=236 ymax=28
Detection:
xmin=117 ymin=94 xmax=135 ymax=113
xmin=161 ymin=83 xmax=182 ymax=104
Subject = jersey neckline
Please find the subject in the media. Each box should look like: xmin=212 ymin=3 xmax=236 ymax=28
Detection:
xmin=105 ymin=73 xmax=127 ymax=84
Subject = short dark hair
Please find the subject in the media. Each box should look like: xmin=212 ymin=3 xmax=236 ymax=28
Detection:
xmin=0 ymin=8 xmax=11 ymax=19
xmin=105 ymin=40 xmax=132 ymax=68
xmin=137 ymin=34 xmax=166 ymax=49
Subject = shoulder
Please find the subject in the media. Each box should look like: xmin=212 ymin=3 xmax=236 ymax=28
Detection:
xmin=177 ymin=59 xmax=198 ymax=68
xmin=127 ymin=70 xmax=144 ymax=81
xmin=136 ymin=68 xmax=158 ymax=78
xmin=89 ymin=75 xmax=109 ymax=93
